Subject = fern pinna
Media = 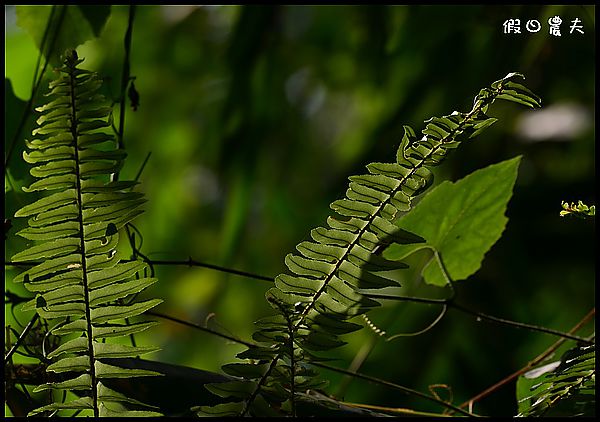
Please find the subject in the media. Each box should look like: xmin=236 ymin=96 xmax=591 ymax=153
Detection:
xmin=11 ymin=50 xmax=162 ymax=417
xmin=198 ymin=73 xmax=541 ymax=416
xmin=518 ymin=343 xmax=595 ymax=417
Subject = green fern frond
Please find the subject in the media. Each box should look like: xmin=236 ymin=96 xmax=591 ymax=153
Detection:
xmin=198 ymin=73 xmax=541 ymax=416
xmin=11 ymin=49 xmax=162 ymax=417
xmin=517 ymin=342 xmax=595 ymax=417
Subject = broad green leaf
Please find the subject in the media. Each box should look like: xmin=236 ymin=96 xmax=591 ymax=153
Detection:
xmin=16 ymin=5 xmax=110 ymax=66
xmin=384 ymin=156 xmax=521 ymax=286
xmin=5 ymin=78 xmax=31 ymax=185
xmin=77 ymin=5 xmax=111 ymax=36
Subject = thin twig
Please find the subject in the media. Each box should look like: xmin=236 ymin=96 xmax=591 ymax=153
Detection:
xmin=451 ymin=301 xmax=592 ymax=344
xmin=116 ymin=5 xmax=136 ymax=152
xmin=364 ymin=292 xmax=592 ymax=345
xmin=148 ymin=307 xmax=473 ymax=416
xmin=5 ymin=258 xmax=274 ymax=283
xmin=455 ymin=307 xmax=595 ymax=413
xmin=133 ymin=152 xmax=152 ymax=183
xmin=146 ymin=310 xmax=256 ymax=349
xmin=338 ymin=401 xmax=453 ymax=417
xmin=311 ymin=361 xmax=479 ymax=417
xmin=4 ymin=5 xmax=67 ymax=170
xmin=4 ymin=314 xmax=39 ymax=364
xmin=5 ymin=257 xmax=592 ymax=344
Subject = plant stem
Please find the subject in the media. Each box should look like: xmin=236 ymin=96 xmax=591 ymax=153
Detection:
xmin=6 ymin=257 xmax=592 ymax=344
xmin=5 ymin=258 xmax=274 ymax=283
xmin=146 ymin=310 xmax=256 ymax=349
xmin=113 ymin=4 xmax=136 ymax=182
xmin=311 ymin=361 xmax=479 ymax=417
xmin=454 ymin=307 xmax=595 ymax=414
xmin=363 ymin=293 xmax=593 ymax=345
xmin=145 ymin=309 xmax=473 ymax=417
xmin=4 ymin=5 xmax=66 ymax=170
xmin=4 ymin=314 xmax=39 ymax=364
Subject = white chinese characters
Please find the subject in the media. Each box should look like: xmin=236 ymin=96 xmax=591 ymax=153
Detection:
xmin=548 ymin=16 xmax=562 ymax=36
xmin=525 ymin=20 xmax=541 ymax=33
xmin=569 ymin=18 xmax=584 ymax=34
xmin=503 ymin=16 xmax=584 ymax=36
xmin=503 ymin=18 xmax=521 ymax=34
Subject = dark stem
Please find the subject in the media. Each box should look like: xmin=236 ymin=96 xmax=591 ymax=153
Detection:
xmin=4 ymin=314 xmax=40 ymax=364
xmin=146 ymin=310 xmax=256 ymax=349
xmin=150 ymin=306 xmax=475 ymax=417
xmin=364 ymin=293 xmax=593 ymax=345
xmin=4 ymin=5 xmax=67 ymax=170
xmin=68 ymin=58 xmax=99 ymax=417
xmin=6 ymin=257 xmax=592 ymax=344
xmin=133 ymin=152 xmax=152 ymax=183
xmin=113 ymin=4 xmax=136 ymax=181
xmin=311 ymin=362 xmax=478 ymax=417
xmin=286 ymin=313 xmax=296 ymax=417
xmin=455 ymin=307 xmax=595 ymax=413
xmin=6 ymin=258 xmax=274 ymax=283
xmin=148 ymin=258 xmax=275 ymax=282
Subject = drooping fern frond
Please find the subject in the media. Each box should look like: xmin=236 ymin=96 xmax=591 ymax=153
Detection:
xmin=11 ymin=49 xmax=162 ymax=417
xmin=517 ymin=342 xmax=595 ymax=417
xmin=197 ymin=73 xmax=541 ymax=416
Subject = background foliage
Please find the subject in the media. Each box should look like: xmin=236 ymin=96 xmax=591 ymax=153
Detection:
xmin=5 ymin=5 xmax=595 ymax=417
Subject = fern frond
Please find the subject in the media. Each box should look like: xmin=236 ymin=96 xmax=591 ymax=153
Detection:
xmin=11 ymin=49 xmax=162 ymax=417
xmin=198 ymin=73 xmax=541 ymax=416
xmin=517 ymin=342 xmax=595 ymax=417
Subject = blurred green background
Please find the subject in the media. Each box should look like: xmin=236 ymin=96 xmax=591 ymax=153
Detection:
xmin=5 ymin=5 xmax=595 ymax=416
